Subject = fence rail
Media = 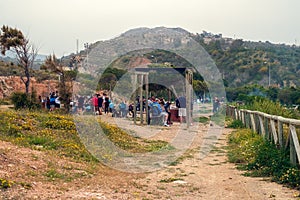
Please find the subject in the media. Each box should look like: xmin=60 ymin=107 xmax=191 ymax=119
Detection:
xmin=226 ymin=105 xmax=300 ymax=166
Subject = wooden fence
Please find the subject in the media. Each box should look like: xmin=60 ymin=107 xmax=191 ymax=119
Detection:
xmin=226 ymin=105 xmax=300 ymax=166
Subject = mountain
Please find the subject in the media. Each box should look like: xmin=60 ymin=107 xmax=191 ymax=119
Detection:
xmin=0 ymin=51 xmax=47 ymax=61
xmin=0 ymin=51 xmax=47 ymax=69
xmin=1 ymin=26 xmax=293 ymax=89
xmin=73 ymin=27 xmax=299 ymax=88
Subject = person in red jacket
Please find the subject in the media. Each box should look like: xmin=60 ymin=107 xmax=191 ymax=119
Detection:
xmin=92 ymin=94 xmax=99 ymax=114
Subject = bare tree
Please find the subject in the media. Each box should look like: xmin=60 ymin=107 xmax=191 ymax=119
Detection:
xmin=0 ymin=25 xmax=37 ymax=94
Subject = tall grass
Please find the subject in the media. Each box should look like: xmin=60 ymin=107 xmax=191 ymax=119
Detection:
xmin=239 ymin=96 xmax=299 ymax=119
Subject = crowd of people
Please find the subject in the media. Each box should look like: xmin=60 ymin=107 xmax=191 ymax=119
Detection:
xmin=143 ymin=96 xmax=172 ymax=127
xmin=64 ymin=93 xmax=186 ymax=127
xmin=39 ymin=91 xmax=61 ymax=111
xmin=38 ymin=90 xmax=224 ymax=127
xmin=126 ymin=95 xmax=188 ymax=127
xmin=69 ymin=93 xmax=112 ymax=115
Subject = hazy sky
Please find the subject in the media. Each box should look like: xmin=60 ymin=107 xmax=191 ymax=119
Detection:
xmin=1 ymin=0 xmax=299 ymax=57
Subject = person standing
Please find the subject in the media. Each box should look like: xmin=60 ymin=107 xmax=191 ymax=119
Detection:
xmin=92 ymin=94 xmax=99 ymax=114
xmin=46 ymin=97 xmax=51 ymax=110
xmin=119 ymin=100 xmax=127 ymax=118
xmin=213 ymin=97 xmax=220 ymax=113
xmin=98 ymin=94 xmax=103 ymax=115
xmin=164 ymin=100 xmax=172 ymax=125
xmin=109 ymin=100 xmax=115 ymax=113
xmin=77 ymin=95 xmax=85 ymax=114
xmin=55 ymin=96 xmax=61 ymax=109
xmin=49 ymin=92 xmax=56 ymax=111
xmin=176 ymin=96 xmax=186 ymax=123
xmin=104 ymin=95 xmax=110 ymax=114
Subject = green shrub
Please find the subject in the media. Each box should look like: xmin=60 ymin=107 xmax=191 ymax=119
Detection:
xmin=227 ymin=119 xmax=244 ymax=128
xmin=0 ymin=178 xmax=14 ymax=189
xmin=227 ymin=128 xmax=300 ymax=189
xmin=27 ymin=135 xmax=58 ymax=150
xmin=10 ymin=92 xmax=40 ymax=110
xmin=227 ymin=129 xmax=263 ymax=164
xmin=279 ymin=168 xmax=300 ymax=187
xmin=246 ymin=141 xmax=291 ymax=177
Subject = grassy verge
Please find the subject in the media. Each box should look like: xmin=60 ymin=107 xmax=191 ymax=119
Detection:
xmin=0 ymin=110 xmax=171 ymax=162
xmin=227 ymin=127 xmax=300 ymax=190
xmin=0 ymin=110 xmax=96 ymax=163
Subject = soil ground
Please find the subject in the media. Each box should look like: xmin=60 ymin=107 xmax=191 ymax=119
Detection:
xmin=0 ymin=108 xmax=299 ymax=199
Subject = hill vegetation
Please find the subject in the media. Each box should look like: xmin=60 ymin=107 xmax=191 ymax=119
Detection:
xmin=1 ymin=28 xmax=300 ymax=105
xmin=192 ymin=32 xmax=300 ymax=88
xmin=87 ymin=30 xmax=300 ymax=89
xmin=92 ymin=33 xmax=300 ymax=105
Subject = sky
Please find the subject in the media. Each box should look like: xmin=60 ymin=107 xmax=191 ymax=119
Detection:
xmin=1 ymin=0 xmax=299 ymax=57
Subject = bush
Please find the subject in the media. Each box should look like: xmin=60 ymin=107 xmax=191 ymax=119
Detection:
xmin=227 ymin=119 xmax=244 ymax=128
xmin=10 ymin=92 xmax=40 ymax=110
xmin=227 ymin=129 xmax=263 ymax=164
xmin=246 ymin=141 xmax=291 ymax=178
xmin=227 ymin=129 xmax=300 ymax=189
xmin=0 ymin=178 xmax=14 ymax=189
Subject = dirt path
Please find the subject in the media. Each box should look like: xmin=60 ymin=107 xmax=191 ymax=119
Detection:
xmin=127 ymin=129 xmax=298 ymax=200
xmin=0 ymin=113 xmax=299 ymax=199
xmin=86 ymin=114 xmax=299 ymax=200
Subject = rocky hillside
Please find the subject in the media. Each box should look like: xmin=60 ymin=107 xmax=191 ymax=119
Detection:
xmin=73 ymin=27 xmax=300 ymax=88
xmin=0 ymin=76 xmax=58 ymax=98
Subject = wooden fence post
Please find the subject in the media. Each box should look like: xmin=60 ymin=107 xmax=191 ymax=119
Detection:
xmin=278 ymin=120 xmax=284 ymax=148
xmin=264 ymin=117 xmax=270 ymax=140
xmin=258 ymin=115 xmax=265 ymax=137
xmin=250 ymin=113 xmax=256 ymax=132
xmin=133 ymin=74 xmax=137 ymax=125
xmin=234 ymin=108 xmax=238 ymax=120
xmin=241 ymin=110 xmax=245 ymax=126
xmin=145 ymin=74 xmax=149 ymax=125
xmin=289 ymin=125 xmax=300 ymax=165
xmin=139 ymin=74 xmax=143 ymax=125
xmin=270 ymin=119 xmax=278 ymax=145
xmin=248 ymin=112 xmax=251 ymax=129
